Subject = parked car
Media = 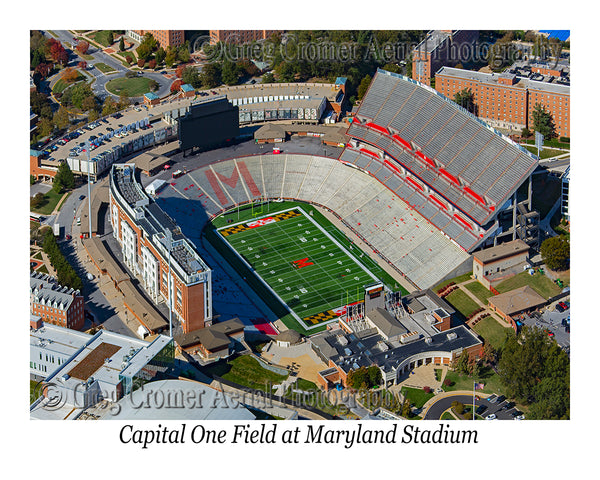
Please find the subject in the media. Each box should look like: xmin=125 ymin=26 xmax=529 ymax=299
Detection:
xmin=476 ymin=405 xmax=487 ymax=415
xmin=486 ymin=414 xmax=497 ymax=420
xmin=79 ymin=195 xmax=86 ymax=201
xmin=486 ymin=394 xmax=497 ymax=403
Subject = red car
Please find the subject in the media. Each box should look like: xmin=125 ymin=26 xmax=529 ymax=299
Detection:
xmin=556 ymin=302 xmax=568 ymax=312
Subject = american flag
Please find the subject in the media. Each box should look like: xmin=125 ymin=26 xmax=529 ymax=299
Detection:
xmin=474 ymin=382 xmax=484 ymax=390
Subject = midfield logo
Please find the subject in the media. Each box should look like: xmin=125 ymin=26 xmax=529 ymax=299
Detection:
xmin=292 ymin=257 xmax=314 ymax=269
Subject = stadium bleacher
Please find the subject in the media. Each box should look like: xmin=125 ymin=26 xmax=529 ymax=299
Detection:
xmin=350 ymin=68 xmax=538 ymax=232
xmin=156 ymin=153 xmax=471 ymax=290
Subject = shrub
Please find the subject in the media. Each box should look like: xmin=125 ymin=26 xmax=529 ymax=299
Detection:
xmin=443 ymin=378 xmax=453 ymax=387
xmin=423 ymin=386 xmax=432 ymax=394
xmin=137 ymin=58 xmax=146 ymax=68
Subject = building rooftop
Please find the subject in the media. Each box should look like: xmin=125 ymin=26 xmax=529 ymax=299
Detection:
xmin=473 ymin=239 xmax=530 ymax=264
xmin=44 ymin=328 xmax=172 ymax=392
xmin=488 ymin=285 xmax=546 ymax=316
xmin=144 ymin=92 xmax=159 ymax=100
xmin=30 ymin=323 xmax=91 ymax=360
xmin=180 ymin=84 xmax=195 ymax=92
xmin=175 ymin=318 xmax=245 ymax=350
xmin=30 ymin=272 xmax=80 ymax=311
xmin=103 ymin=379 xmax=256 ymax=420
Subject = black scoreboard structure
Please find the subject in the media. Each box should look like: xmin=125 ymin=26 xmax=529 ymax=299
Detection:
xmin=178 ymin=96 xmax=239 ymax=156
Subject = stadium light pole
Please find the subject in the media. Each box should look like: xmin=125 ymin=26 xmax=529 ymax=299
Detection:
xmin=85 ymin=140 xmax=92 ymax=239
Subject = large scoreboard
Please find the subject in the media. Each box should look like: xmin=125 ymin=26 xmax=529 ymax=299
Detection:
xmin=178 ymin=97 xmax=239 ymax=152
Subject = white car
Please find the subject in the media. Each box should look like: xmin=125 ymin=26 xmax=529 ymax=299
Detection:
xmin=486 ymin=414 xmax=497 ymax=420
xmin=514 ymin=415 xmax=525 ymax=420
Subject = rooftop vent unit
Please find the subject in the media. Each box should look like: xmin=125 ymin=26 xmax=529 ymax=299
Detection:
xmin=446 ymin=332 xmax=457 ymax=341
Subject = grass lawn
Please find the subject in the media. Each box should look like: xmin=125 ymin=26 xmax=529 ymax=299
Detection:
xmin=472 ymin=315 xmax=515 ymax=350
xmin=441 ymin=411 xmax=455 ymax=420
xmin=94 ymin=62 xmax=117 ymax=74
xmin=433 ymin=272 xmax=473 ymax=293
xmin=30 ymin=380 xmax=42 ymax=404
xmin=31 ymin=190 xmax=68 ymax=216
xmin=464 ymin=281 xmax=494 ymax=305
xmin=203 ymin=354 xmax=288 ymax=393
xmin=523 ymin=145 xmax=566 ymax=160
xmin=494 ymin=270 xmax=561 ymax=299
xmin=106 ymin=76 xmax=155 ymax=97
xmin=442 ymin=366 xmax=504 ymax=396
xmin=400 ymin=386 xmax=434 ymax=409
xmin=91 ymin=30 xmax=115 ymax=47
xmin=53 ymin=77 xmax=85 ymax=94
xmin=444 ymin=289 xmax=481 ymax=318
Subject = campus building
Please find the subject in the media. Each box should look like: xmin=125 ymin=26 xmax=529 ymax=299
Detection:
xmin=127 ymin=30 xmax=185 ymax=48
xmin=209 ymin=30 xmax=281 ymax=45
xmin=561 ymin=165 xmax=570 ymax=222
xmin=312 ymin=289 xmax=481 ymax=391
xmin=175 ymin=317 xmax=246 ymax=361
xmin=30 ymin=150 xmax=59 ymax=182
xmin=472 ymin=239 xmax=530 ymax=289
xmin=109 ymin=163 xmax=213 ymax=334
xmin=435 ymin=66 xmax=570 ymax=138
xmin=412 ymin=30 xmax=480 ymax=85
xmin=30 ymin=321 xmax=174 ymax=419
xmin=30 ymin=272 xmax=85 ymax=330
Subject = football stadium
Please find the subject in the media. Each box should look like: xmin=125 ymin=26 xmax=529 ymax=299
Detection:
xmin=110 ymin=68 xmax=539 ymax=338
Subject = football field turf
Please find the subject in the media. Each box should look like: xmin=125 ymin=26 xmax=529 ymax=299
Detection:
xmin=216 ymin=207 xmax=381 ymax=330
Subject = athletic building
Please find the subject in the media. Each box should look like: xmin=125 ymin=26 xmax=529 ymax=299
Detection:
xmin=109 ymin=163 xmax=213 ymax=334
xmin=312 ymin=289 xmax=481 ymax=391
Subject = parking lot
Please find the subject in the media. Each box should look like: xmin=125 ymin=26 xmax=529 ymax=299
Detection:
xmin=477 ymin=394 xmax=525 ymax=420
xmin=518 ymin=299 xmax=570 ymax=350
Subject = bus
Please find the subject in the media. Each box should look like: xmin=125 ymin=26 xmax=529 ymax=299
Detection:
xmin=30 ymin=213 xmax=44 ymax=223
xmin=172 ymin=170 xmax=184 ymax=179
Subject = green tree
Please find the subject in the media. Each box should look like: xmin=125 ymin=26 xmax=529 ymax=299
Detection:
xmin=181 ymin=65 xmax=201 ymax=88
xmin=498 ymin=326 xmax=569 ymax=419
xmin=531 ymin=103 xmax=557 ymax=140
xmin=453 ymin=88 xmax=478 ymax=115
xmin=165 ymin=46 xmax=178 ymax=68
xmin=222 ymin=60 xmax=240 ymax=85
xmin=453 ymin=351 xmax=470 ymax=376
xmin=200 ymin=62 xmax=221 ymax=88
xmin=54 ymin=162 xmax=75 ymax=192
xmin=119 ymin=36 xmax=125 ymax=52
xmin=177 ymin=42 xmax=191 ymax=63
xmin=107 ymin=30 xmax=114 ymax=45
xmin=38 ymin=117 xmax=54 ymax=137
xmin=261 ymin=72 xmax=275 ymax=84
xmin=53 ymin=106 xmax=70 ymax=130
xmin=155 ymin=46 xmax=166 ymax=65
xmin=357 ymin=74 xmax=372 ymax=100
xmin=540 ymin=236 xmax=570 ymax=271
xmin=30 ymin=192 xmax=45 ymax=209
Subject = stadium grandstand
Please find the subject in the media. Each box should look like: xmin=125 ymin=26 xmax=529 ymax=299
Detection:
xmin=155 ymin=153 xmax=471 ymax=289
xmin=345 ymin=68 xmax=539 ymax=251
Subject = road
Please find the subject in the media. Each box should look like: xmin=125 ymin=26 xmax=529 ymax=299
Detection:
xmin=422 ymin=393 xmax=521 ymax=420
xmin=42 ymin=30 xmax=173 ymax=105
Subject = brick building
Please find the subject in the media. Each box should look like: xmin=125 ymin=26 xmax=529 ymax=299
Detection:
xmin=127 ymin=30 xmax=185 ymax=48
xmin=209 ymin=30 xmax=281 ymax=45
xmin=435 ymin=66 xmax=570 ymax=138
xmin=30 ymin=272 xmax=85 ymax=330
xmin=109 ymin=164 xmax=212 ymax=334
xmin=412 ymin=30 xmax=480 ymax=85
xmin=30 ymin=150 xmax=59 ymax=182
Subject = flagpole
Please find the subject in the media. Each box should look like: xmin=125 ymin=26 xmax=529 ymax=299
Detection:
xmin=473 ymin=382 xmax=475 ymax=420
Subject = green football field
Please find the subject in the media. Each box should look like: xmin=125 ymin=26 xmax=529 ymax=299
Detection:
xmin=216 ymin=207 xmax=382 ymax=330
